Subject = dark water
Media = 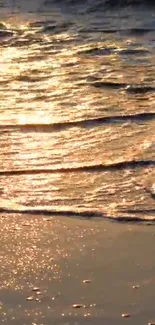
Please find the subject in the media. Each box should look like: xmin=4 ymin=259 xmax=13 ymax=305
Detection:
xmin=1 ymin=0 xmax=155 ymax=221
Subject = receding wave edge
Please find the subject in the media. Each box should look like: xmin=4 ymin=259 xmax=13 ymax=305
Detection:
xmin=0 ymin=207 xmax=155 ymax=223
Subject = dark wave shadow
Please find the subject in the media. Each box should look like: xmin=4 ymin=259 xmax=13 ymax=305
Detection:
xmin=1 ymin=112 xmax=155 ymax=132
xmin=0 ymin=159 xmax=155 ymax=176
xmin=43 ymin=0 xmax=155 ymax=9
xmin=120 ymin=208 xmax=155 ymax=214
xmin=104 ymin=0 xmax=155 ymax=7
xmin=125 ymin=28 xmax=155 ymax=35
xmin=0 ymin=207 xmax=103 ymax=219
xmin=91 ymin=81 xmax=155 ymax=94
xmin=0 ymin=29 xmax=15 ymax=39
xmin=0 ymin=207 xmax=155 ymax=223
xmin=80 ymin=46 xmax=150 ymax=56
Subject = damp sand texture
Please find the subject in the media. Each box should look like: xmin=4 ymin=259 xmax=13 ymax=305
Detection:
xmin=0 ymin=214 xmax=155 ymax=325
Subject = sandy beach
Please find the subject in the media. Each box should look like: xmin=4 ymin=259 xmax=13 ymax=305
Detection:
xmin=0 ymin=214 xmax=155 ymax=325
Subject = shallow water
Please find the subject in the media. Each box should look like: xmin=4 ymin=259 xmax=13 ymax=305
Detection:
xmin=1 ymin=0 xmax=155 ymax=221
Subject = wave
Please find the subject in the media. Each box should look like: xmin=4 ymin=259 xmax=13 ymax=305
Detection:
xmin=0 ymin=207 xmax=103 ymax=218
xmin=104 ymin=0 xmax=155 ymax=7
xmin=43 ymin=0 xmax=155 ymax=9
xmin=91 ymin=82 xmax=155 ymax=94
xmin=0 ymin=28 xmax=15 ymax=40
xmin=1 ymin=0 xmax=155 ymax=18
xmin=0 ymin=112 xmax=155 ymax=132
xmin=0 ymin=207 xmax=155 ymax=223
xmin=0 ymin=159 xmax=154 ymax=176
xmin=44 ymin=0 xmax=155 ymax=6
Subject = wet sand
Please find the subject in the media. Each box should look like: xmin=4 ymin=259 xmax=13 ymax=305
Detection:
xmin=0 ymin=214 xmax=155 ymax=325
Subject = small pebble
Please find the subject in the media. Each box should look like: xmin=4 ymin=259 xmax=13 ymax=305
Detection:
xmin=122 ymin=313 xmax=130 ymax=318
xmin=132 ymin=285 xmax=139 ymax=289
xmin=84 ymin=313 xmax=91 ymax=317
xmin=32 ymin=287 xmax=40 ymax=292
xmin=72 ymin=304 xmax=83 ymax=308
xmin=35 ymin=298 xmax=41 ymax=302
xmin=83 ymin=280 xmax=91 ymax=284
xmin=26 ymin=296 xmax=34 ymax=301
xmin=83 ymin=304 xmax=89 ymax=308
xmin=13 ymin=226 xmax=21 ymax=231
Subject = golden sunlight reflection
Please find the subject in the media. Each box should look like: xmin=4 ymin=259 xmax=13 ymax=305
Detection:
xmin=0 ymin=19 xmax=155 ymax=125
xmin=0 ymin=16 xmax=155 ymax=222
xmin=0 ymin=214 xmax=98 ymax=290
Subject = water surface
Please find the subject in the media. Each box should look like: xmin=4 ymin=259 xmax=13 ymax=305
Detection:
xmin=1 ymin=0 xmax=155 ymax=220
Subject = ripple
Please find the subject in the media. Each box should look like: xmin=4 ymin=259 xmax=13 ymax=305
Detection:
xmin=126 ymin=85 xmax=155 ymax=94
xmin=119 ymin=49 xmax=150 ymax=56
xmin=0 ymin=29 xmax=14 ymax=39
xmin=126 ymin=28 xmax=155 ymax=35
xmin=1 ymin=112 xmax=155 ymax=131
xmin=0 ymin=207 xmax=103 ymax=218
xmin=79 ymin=47 xmax=116 ymax=56
xmin=0 ymin=159 xmax=154 ymax=176
xmin=91 ymin=81 xmax=155 ymax=93
xmin=91 ymin=81 xmax=127 ymax=90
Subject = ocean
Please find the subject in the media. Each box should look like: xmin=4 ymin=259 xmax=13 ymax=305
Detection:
xmin=1 ymin=0 xmax=155 ymax=221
